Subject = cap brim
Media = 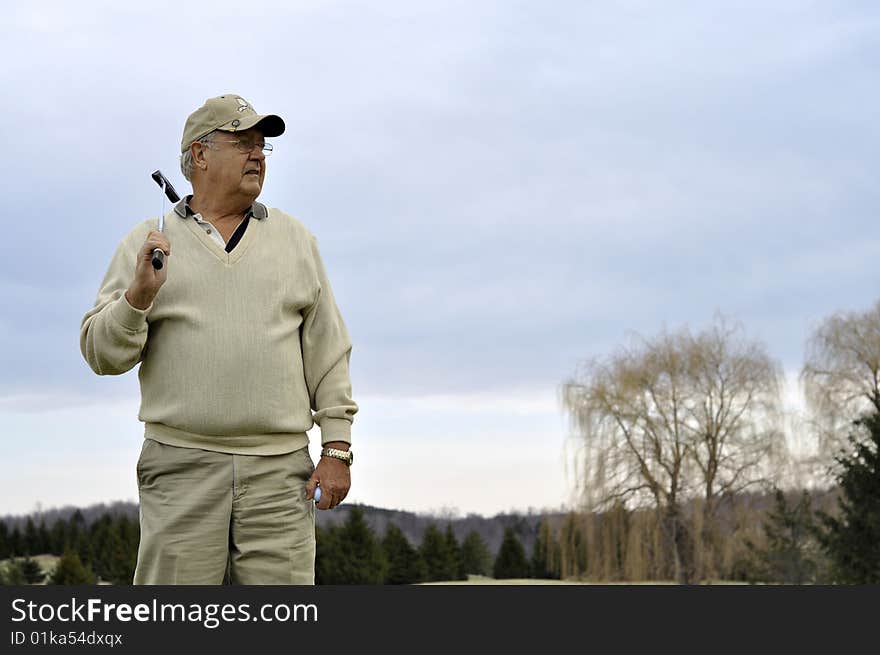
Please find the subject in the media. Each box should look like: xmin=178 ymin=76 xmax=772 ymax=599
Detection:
xmin=219 ymin=113 xmax=285 ymax=137
xmin=252 ymin=114 xmax=285 ymax=137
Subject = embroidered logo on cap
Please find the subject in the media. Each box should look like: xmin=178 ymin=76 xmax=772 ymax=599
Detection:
xmin=236 ymin=98 xmax=249 ymax=112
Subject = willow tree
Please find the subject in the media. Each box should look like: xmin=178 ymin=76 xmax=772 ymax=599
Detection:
xmin=801 ymin=300 xmax=880 ymax=474
xmin=560 ymin=317 xmax=786 ymax=583
xmin=687 ymin=321 xmax=787 ymax=579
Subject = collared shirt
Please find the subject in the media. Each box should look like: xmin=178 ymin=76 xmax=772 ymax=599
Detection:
xmin=173 ymin=195 xmax=269 ymax=253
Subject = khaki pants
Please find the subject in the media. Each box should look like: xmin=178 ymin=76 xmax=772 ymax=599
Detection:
xmin=133 ymin=438 xmax=316 ymax=585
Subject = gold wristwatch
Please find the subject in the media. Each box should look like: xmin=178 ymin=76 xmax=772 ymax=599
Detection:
xmin=321 ymin=447 xmax=353 ymax=466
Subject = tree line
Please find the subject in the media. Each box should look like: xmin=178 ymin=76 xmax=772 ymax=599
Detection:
xmin=0 ymin=506 xmax=548 ymax=585
xmin=0 ymin=509 xmax=135 ymax=585
xmin=4 ymin=467 xmax=874 ymax=585
xmin=315 ymin=508 xmax=550 ymax=583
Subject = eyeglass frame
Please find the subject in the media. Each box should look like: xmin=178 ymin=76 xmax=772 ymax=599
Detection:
xmin=212 ymin=137 xmax=274 ymax=156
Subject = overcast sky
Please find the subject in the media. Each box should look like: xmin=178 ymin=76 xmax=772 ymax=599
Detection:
xmin=1 ymin=1 xmax=879 ymax=518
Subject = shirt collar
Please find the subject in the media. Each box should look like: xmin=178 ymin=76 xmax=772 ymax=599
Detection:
xmin=173 ymin=195 xmax=268 ymax=220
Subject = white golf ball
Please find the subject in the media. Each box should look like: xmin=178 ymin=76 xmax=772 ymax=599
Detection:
xmin=314 ymin=486 xmax=322 ymax=503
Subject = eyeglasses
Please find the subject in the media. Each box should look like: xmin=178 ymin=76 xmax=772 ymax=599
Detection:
xmin=217 ymin=138 xmax=274 ymax=156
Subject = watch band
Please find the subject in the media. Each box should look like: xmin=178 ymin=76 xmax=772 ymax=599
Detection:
xmin=321 ymin=447 xmax=353 ymax=466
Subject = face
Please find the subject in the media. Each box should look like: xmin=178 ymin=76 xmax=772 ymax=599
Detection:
xmin=197 ymin=127 xmax=267 ymax=202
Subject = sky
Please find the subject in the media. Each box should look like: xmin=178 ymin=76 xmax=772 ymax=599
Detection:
xmin=1 ymin=0 xmax=879 ymax=518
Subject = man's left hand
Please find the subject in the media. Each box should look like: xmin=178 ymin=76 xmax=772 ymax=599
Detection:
xmin=305 ymin=442 xmax=351 ymax=510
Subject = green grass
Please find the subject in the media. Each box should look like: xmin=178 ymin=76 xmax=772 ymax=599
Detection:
xmin=420 ymin=574 xmax=748 ymax=585
xmin=420 ymin=574 xmax=597 ymax=585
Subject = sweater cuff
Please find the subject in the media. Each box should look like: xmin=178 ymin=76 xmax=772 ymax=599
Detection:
xmin=319 ymin=418 xmax=352 ymax=446
xmin=111 ymin=294 xmax=152 ymax=331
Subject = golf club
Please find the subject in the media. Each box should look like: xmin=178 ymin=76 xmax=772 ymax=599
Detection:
xmin=150 ymin=170 xmax=180 ymax=270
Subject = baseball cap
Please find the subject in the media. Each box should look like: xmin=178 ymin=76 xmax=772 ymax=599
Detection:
xmin=180 ymin=94 xmax=285 ymax=153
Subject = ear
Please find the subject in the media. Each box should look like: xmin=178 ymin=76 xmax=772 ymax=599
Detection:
xmin=191 ymin=141 xmax=210 ymax=171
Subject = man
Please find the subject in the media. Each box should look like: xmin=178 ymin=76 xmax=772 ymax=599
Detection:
xmin=80 ymin=94 xmax=358 ymax=584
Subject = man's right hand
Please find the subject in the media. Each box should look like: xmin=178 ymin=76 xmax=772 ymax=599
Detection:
xmin=125 ymin=230 xmax=171 ymax=310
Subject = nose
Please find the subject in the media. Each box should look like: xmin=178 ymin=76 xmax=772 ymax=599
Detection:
xmin=249 ymin=146 xmax=265 ymax=161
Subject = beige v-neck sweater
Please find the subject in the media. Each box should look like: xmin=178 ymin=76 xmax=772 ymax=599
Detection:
xmin=80 ymin=206 xmax=358 ymax=455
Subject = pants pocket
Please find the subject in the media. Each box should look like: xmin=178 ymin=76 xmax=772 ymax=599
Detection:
xmin=136 ymin=438 xmax=158 ymax=487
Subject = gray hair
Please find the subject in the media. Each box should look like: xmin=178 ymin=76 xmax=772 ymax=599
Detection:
xmin=180 ymin=131 xmax=216 ymax=181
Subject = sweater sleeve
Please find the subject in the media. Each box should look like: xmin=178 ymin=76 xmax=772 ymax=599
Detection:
xmin=301 ymin=234 xmax=359 ymax=445
xmin=79 ymin=230 xmax=152 ymax=376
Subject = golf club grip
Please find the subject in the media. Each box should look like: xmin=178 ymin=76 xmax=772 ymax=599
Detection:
xmin=151 ymin=248 xmax=165 ymax=270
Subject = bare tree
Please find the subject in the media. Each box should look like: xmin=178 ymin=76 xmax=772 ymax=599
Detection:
xmin=801 ymin=300 xmax=880 ymax=473
xmin=560 ymin=316 xmax=786 ymax=583
xmin=560 ymin=329 xmax=698 ymax=582
xmin=686 ymin=320 xmax=787 ymax=579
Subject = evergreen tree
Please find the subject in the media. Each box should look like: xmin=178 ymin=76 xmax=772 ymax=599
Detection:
xmin=382 ymin=523 xmax=427 ymax=584
xmin=49 ymin=549 xmax=96 ymax=585
xmin=745 ymin=489 xmax=822 ymax=584
xmin=444 ymin=524 xmax=464 ymax=580
xmin=70 ymin=510 xmax=86 ymax=534
xmin=315 ymin=525 xmax=343 ymax=585
xmin=91 ymin=514 xmax=137 ymax=584
xmin=109 ymin=515 xmax=139 ymax=584
xmin=325 ymin=507 xmax=386 ymax=584
xmin=419 ymin=523 xmax=455 ymax=581
xmin=459 ymin=531 xmax=492 ymax=577
xmin=493 ymin=528 xmax=530 ymax=579
xmin=0 ymin=521 xmax=9 ymax=560
xmin=531 ymin=519 xmax=561 ymax=579
xmin=90 ymin=515 xmax=112 ymax=582
xmin=818 ymin=411 xmax=880 ymax=584
xmin=8 ymin=527 xmax=23 ymax=558
xmin=68 ymin=510 xmax=91 ymax=564
xmin=49 ymin=519 xmax=67 ymax=556
xmin=77 ymin=512 xmax=98 ymax=574
xmin=37 ymin=521 xmax=51 ymax=556
xmin=18 ymin=555 xmax=46 ymax=584
xmin=23 ymin=518 xmax=40 ymax=555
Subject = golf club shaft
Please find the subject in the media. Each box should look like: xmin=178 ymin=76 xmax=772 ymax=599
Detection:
xmin=150 ymin=170 xmax=180 ymax=270
xmin=151 ymin=199 xmax=166 ymax=269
